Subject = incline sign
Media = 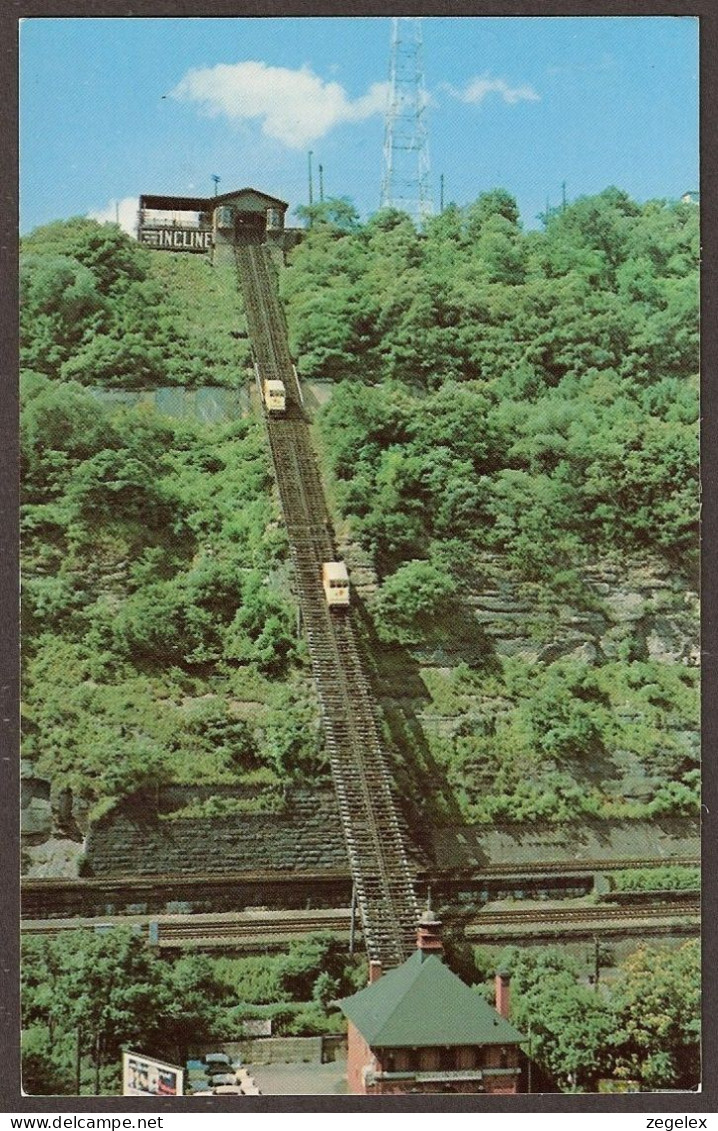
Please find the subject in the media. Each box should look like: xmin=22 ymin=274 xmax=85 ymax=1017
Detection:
xmin=140 ymin=227 xmax=212 ymax=252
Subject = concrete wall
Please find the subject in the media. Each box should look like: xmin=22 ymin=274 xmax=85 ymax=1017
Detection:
xmin=227 ymin=1036 xmax=323 ymax=1066
xmin=191 ymin=1035 xmax=347 ymax=1067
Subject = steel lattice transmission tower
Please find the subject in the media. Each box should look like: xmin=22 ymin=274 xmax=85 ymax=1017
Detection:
xmin=380 ymin=17 xmax=434 ymax=224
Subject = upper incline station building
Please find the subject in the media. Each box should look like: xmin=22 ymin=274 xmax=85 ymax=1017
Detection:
xmin=137 ymin=187 xmax=296 ymax=256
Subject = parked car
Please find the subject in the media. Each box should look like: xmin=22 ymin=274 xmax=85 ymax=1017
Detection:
xmin=203 ymin=1053 xmax=232 ymax=1073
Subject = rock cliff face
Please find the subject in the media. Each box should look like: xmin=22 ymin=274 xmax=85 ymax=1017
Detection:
xmin=468 ymin=556 xmax=698 ymax=666
xmin=304 ymin=381 xmax=698 ymax=669
xmin=340 ymin=541 xmax=699 ymax=670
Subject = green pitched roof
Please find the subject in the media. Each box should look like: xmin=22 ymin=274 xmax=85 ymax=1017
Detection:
xmin=338 ymin=951 xmax=525 ymax=1049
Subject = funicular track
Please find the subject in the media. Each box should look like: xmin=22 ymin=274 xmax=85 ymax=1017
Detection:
xmin=236 ymin=241 xmax=419 ymax=967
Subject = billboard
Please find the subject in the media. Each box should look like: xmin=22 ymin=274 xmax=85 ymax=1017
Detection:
xmin=122 ymin=1051 xmax=184 ymax=1096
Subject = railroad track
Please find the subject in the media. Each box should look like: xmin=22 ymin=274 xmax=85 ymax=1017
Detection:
xmin=22 ymin=899 xmax=699 ymax=949
xmin=235 ymin=241 xmax=419 ymax=967
xmin=22 ymin=908 xmax=356 ymax=949
xmin=20 ymin=861 xmax=700 ymax=922
xmin=467 ymin=900 xmax=701 ymax=940
xmin=474 ymin=902 xmax=700 ymax=925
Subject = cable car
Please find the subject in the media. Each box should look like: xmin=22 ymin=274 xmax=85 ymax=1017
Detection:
xmin=322 ymin=561 xmax=350 ymax=607
xmin=263 ymin=378 xmax=286 ymax=415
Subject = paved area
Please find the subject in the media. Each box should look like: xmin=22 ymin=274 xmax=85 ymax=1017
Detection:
xmin=248 ymin=1061 xmax=348 ymax=1095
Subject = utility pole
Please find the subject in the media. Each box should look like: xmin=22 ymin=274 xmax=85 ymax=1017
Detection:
xmin=562 ymin=180 xmax=567 ymax=212
xmin=527 ymin=1018 xmax=532 ymax=1094
xmin=211 ymin=174 xmax=220 ymax=196
xmin=94 ymin=1031 xmax=101 ymax=1095
xmin=380 ymin=17 xmax=434 ymax=225
xmin=318 ymin=163 xmax=325 ymax=203
xmin=439 ymin=173 xmax=444 ymax=214
xmin=349 ymin=881 xmax=357 ymax=955
xmin=75 ymin=1025 xmax=82 ymax=1095
xmin=308 ymin=151 xmax=314 ymax=206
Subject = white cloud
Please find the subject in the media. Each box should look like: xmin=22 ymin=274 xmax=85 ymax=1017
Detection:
xmin=171 ymin=61 xmax=389 ymax=149
xmin=88 ymin=196 xmax=138 ymax=236
xmin=444 ymin=75 xmax=540 ymax=107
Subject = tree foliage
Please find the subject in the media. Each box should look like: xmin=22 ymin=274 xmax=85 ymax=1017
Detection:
xmin=286 ymin=189 xmax=697 ymax=576
xmin=611 ymin=941 xmax=701 ymax=1089
xmin=20 ymin=218 xmax=250 ymax=388
xmin=20 ymin=193 xmax=698 ymax=824
xmin=495 ymin=941 xmax=700 ymax=1092
xmin=21 ymin=363 xmax=309 ymax=807
xmin=21 ymin=930 xmax=365 ymax=1094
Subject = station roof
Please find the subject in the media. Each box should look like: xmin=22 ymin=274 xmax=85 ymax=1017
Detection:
xmin=139 ymin=187 xmax=288 ymax=213
xmin=337 ymin=950 xmax=525 ymax=1049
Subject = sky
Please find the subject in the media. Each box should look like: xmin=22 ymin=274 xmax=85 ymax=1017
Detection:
xmin=19 ymin=15 xmax=699 ymax=235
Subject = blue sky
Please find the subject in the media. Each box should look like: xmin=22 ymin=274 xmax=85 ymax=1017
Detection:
xmin=19 ymin=15 xmax=699 ymax=234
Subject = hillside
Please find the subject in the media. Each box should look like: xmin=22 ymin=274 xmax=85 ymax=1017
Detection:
xmin=21 ymin=223 xmax=324 ymax=825
xmin=20 ymin=197 xmax=699 ymax=834
xmin=283 ymin=191 xmax=699 ymax=825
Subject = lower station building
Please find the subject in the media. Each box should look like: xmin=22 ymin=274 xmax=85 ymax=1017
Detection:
xmin=338 ymin=911 xmax=525 ymax=1095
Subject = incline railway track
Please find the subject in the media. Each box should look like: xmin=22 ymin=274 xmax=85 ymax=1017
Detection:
xmin=236 ymin=241 xmax=419 ymax=967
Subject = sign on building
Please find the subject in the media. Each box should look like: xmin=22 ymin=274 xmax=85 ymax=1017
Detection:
xmin=122 ymin=1051 xmax=184 ymax=1096
xmin=139 ymin=228 xmax=212 ymax=252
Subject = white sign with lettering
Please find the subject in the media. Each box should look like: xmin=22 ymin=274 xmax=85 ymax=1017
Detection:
xmin=140 ymin=227 xmax=213 ymax=252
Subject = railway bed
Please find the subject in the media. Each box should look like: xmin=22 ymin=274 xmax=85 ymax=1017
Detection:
xmin=466 ymin=900 xmax=701 ymax=942
xmin=21 ymin=899 xmax=700 ymax=950
xmin=22 ymin=907 xmax=358 ymax=951
xmin=21 ymin=856 xmax=699 ymax=920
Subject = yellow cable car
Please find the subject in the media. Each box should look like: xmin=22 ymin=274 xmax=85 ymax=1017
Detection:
xmin=263 ymin=378 xmax=286 ymax=415
xmin=322 ymin=561 xmax=350 ymax=607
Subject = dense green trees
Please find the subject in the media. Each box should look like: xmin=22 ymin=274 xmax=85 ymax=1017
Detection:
xmin=20 ymin=218 xmax=250 ymax=387
xmin=22 ymin=928 xmax=699 ymax=1095
xmin=373 ymin=559 xmax=454 ymax=644
xmin=491 ymin=941 xmax=700 ymax=1092
xmin=286 ymin=189 xmax=697 ymax=575
xmin=610 ymin=941 xmax=700 ymax=1089
xmin=22 ymin=930 xmax=227 ymax=1093
xmin=20 ymin=192 xmax=698 ymax=823
xmin=21 ymin=352 xmax=317 ymax=810
xmin=22 ymin=931 xmax=365 ymax=1094
xmin=422 ymin=656 xmax=698 ymax=823
xmin=287 ymin=189 xmax=698 ymax=822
